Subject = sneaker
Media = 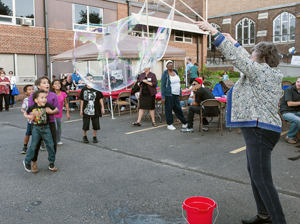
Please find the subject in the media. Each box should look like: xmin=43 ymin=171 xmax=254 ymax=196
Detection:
xmin=40 ymin=140 xmax=46 ymax=151
xmin=181 ymin=128 xmax=194 ymax=133
xmin=121 ymin=107 xmax=125 ymax=111
xmin=285 ymin=136 xmax=296 ymax=144
xmin=23 ymin=161 xmax=31 ymax=172
xmin=70 ymin=108 xmax=75 ymax=111
xmin=63 ymin=106 xmax=66 ymax=111
xmin=182 ymin=123 xmax=188 ymax=128
xmin=203 ymin=125 xmax=209 ymax=131
xmin=21 ymin=146 xmax=27 ymax=154
xmin=167 ymin=124 xmax=176 ymax=130
xmin=31 ymin=161 xmax=38 ymax=173
xmin=57 ymin=141 xmax=63 ymax=145
xmin=93 ymin=136 xmax=98 ymax=143
xmin=48 ymin=163 xmax=57 ymax=172
xmin=83 ymin=136 xmax=89 ymax=143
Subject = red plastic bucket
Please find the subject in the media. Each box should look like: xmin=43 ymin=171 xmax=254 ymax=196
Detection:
xmin=182 ymin=196 xmax=217 ymax=224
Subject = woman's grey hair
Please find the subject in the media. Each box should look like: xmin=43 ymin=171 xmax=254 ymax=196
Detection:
xmin=251 ymin=42 xmax=281 ymax=68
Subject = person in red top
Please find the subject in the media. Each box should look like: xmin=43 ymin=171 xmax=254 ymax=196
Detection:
xmin=0 ymin=70 xmax=10 ymax=111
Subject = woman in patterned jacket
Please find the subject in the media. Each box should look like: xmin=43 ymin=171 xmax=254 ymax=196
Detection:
xmin=197 ymin=21 xmax=286 ymax=224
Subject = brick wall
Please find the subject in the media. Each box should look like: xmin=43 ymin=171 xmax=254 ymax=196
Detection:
xmin=207 ymin=4 xmax=299 ymax=58
xmin=0 ymin=25 xmax=45 ymax=54
xmin=117 ymin=3 xmax=128 ymax=20
xmin=208 ymin=0 xmax=298 ymax=17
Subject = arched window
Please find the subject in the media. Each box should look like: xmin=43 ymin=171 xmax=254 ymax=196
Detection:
xmin=235 ymin=18 xmax=255 ymax=46
xmin=273 ymin=12 xmax=295 ymax=43
xmin=207 ymin=23 xmax=221 ymax=49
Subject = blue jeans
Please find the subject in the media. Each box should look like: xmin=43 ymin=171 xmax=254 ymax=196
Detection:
xmin=24 ymin=125 xmax=56 ymax=164
xmin=241 ymin=127 xmax=286 ymax=224
xmin=180 ymin=98 xmax=193 ymax=107
xmin=282 ymin=111 xmax=300 ymax=139
xmin=68 ymin=96 xmax=75 ymax=108
xmin=164 ymin=95 xmax=187 ymax=125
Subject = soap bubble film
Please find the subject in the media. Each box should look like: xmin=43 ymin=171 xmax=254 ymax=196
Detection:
xmin=72 ymin=0 xmax=175 ymax=92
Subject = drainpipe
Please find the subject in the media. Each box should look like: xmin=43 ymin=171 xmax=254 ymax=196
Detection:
xmin=127 ymin=0 xmax=131 ymax=16
xmin=196 ymin=15 xmax=199 ymax=65
xmin=44 ymin=0 xmax=50 ymax=78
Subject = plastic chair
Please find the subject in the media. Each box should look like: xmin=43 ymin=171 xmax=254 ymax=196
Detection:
xmin=199 ymin=99 xmax=222 ymax=136
xmin=113 ymin=91 xmax=132 ymax=116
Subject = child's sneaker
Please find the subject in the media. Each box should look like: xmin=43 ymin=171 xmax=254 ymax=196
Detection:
xmin=23 ymin=161 xmax=31 ymax=172
xmin=48 ymin=163 xmax=57 ymax=172
xmin=93 ymin=136 xmax=98 ymax=143
xmin=31 ymin=161 xmax=38 ymax=173
xmin=57 ymin=141 xmax=63 ymax=145
xmin=83 ymin=136 xmax=89 ymax=143
xmin=21 ymin=146 xmax=27 ymax=154
xmin=40 ymin=140 xmax=46 ymax=151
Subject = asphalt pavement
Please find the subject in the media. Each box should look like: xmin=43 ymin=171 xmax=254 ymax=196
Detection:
xmin=0 ymin=102 xmax=299 ymax=224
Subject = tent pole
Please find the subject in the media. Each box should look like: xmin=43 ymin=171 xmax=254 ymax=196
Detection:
xmin=50 ymin=61 xmax=53 ymax=81
xmin=185 ymin=57 xmax=187 ymax=87
xmin=106 ymin=58 xmax=115 ymax=119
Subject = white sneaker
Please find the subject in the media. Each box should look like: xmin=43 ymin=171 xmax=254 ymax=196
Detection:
xmin=203 ymin=125 xmax=209 ymax=131
xmin=70 ymin=108 xmax=75 ymax=111
xmin=182 ymin=123 xmax=187 ymax=128
xmin=63 ymin=106 xmax=66 ymax=111
xmin=57 ymin=141 xmax=63 ymax=145
xmin=167 ymin=124 xmax=176 ymax=130
xmin=121 ymin=107 xmax=125 ymax=111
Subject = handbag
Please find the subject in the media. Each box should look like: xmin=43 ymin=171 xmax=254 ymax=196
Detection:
xmin=11 ymin=84 xmax=19 ymax=96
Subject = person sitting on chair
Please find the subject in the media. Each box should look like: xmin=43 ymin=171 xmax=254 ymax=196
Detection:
xmin=181 ymin=77 xmax=219 ymax=133
xmin=280 ymin=76 xmax=300 ymax=144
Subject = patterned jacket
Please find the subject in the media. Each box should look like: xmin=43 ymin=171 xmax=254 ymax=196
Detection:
xmin=214 ymin=34 xmax=282 ymax=133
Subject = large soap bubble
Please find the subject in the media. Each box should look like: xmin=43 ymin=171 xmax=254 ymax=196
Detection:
xmin=72 ymin=0 xmax=175 ymax=92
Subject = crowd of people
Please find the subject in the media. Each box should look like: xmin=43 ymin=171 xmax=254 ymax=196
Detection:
xmin=2 ymin=19 xmax=295 ymax=223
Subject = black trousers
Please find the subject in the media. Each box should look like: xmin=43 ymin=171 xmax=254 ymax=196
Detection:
xmin=9 ymin=88 xmax=14 ymax=105
xmin=241 ymin=127 xmax=286 ymax=224
xmin=187 ymin=106 xmax=209 ymax=128
xmin=32 ymin=122 xmax=57 ymax=162
xmin=0 ymin=94 xmax=9 ymax=110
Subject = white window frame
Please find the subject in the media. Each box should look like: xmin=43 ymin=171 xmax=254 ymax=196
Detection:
xmin=132 ymin=25 xmax=156 ymax=39
xmin=208 ymin=23 xmax=221 ymax=49
xmin=273 ymin=12 xmax=295 ymax=43
xmin=72 ymin=4 xmax=104 ymax=33
xmin=235 ymin=18 xmax=255 ymax=46
xmin=0 ymin=0 xmax=35 ymax=27
xmin=174 ymin=30 xmax=193 ymax=43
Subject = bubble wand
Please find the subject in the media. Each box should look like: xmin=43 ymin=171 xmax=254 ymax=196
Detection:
xmin=179 ymin=0 xmax=206 ymax=21
xmin=157 ymin=0 xmax=196 ymax=24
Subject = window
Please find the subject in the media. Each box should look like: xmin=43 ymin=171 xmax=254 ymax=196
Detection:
xmin=0 ymin=0 xmax=34 ymax=26
xmin=273 ymin=12 xmax=295 ymax=43
xmin=0 ymin=53 xmax=36 ymax=84
xmin=174 ymin=31 xmax=193 ymax=43
xmin=132 ymin=25 xmax=156 ymax=38
xmin=73 ymin=4 xmax=103 ymax=33
xmin=236 ymin=18 xmax=255 ymax=46
xmin=207 ymin=23 xmax=221 ymax=49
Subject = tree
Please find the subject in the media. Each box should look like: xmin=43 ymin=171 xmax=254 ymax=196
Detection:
xmin=0 ymin=1 xmax=12 ymax=16
xmin=77 ymin=10 xmax=102 ymax=24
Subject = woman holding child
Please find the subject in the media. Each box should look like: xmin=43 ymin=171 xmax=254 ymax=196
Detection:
xmin=197 ymin=21 xmax=286 ymax=224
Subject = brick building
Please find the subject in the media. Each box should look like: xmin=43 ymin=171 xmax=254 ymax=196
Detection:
xmin=0 ymin=0 xmax=207 ymax=101
xmin=205 ymin=1 xmax=300 ymax=75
